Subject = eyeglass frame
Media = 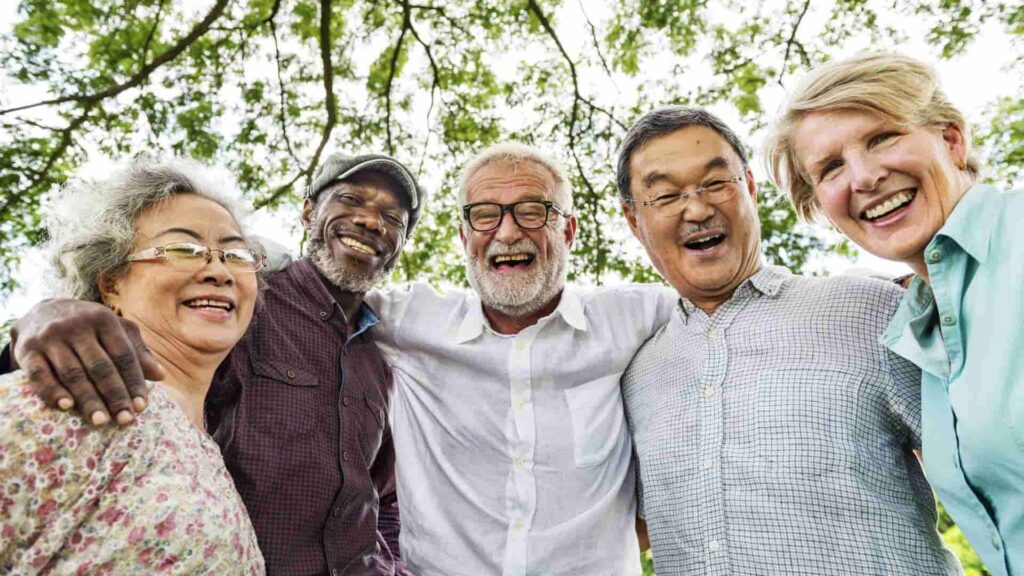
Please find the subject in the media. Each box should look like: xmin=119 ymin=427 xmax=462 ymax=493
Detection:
xmin=127 ymin=242 xmax=266 ymax=273
xmin=629 ymin=173 xmax=746 ymax=213
xmin=461 ymin=200 xmax=568 ymax=232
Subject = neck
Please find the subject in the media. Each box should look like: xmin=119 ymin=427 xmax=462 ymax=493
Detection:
xmin=483 ymin=291 xmax=563 ymax=335
xmin=907 ymin=255 xmax=930 ymax=285
xmin=322 ymin=279 xmax=366 ymax=332
xmin=138 ymin=329 xmax=227 ymax=430
xmin=687 ymin=262 xmax=763 ymax=317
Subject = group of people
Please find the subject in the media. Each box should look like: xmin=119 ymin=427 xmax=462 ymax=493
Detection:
xmin=0 ymin=51 xmax=1019 ymax=576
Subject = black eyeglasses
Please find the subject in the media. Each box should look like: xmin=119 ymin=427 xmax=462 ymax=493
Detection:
xmin=462 ymin=200 xmax=567 ymax=232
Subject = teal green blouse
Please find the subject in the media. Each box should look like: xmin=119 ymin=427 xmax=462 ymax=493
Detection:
xmin=883 ymin=184 xmax=1024 ymax=576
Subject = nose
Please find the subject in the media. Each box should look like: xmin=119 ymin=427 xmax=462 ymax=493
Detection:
xmin=493 ymin=208 xmax=525 ymax=244
xmin=351 ymin=206 xmax=386 ymax=236
xmin=679 ymin=194 xmax=716 ymax=223
xmin=847 ymin=152 xmax=887 ymax=194
xmin=197 ymin=251 xmax=234 ymax=286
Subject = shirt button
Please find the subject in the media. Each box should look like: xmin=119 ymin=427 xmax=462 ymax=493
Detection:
xmin=707 ymin=329 xmax=717 ymax=339
xmin=941 ymin=315 xmax=957 ymax=326
xmin=332 ymin=507 xmax=341 ymax=517
xmin=512 ymin=520 xmax=524 ymax=531
xmin=993 ymin=535 xmax=1003 ymax=550
xmin=286 ymin=369 xmax=296 ymax=379
xmin=702 ymin=387 xmax=717 ymax=399
xmin=320 ymin=310 xmax=328 ymax=318
xmin=515 ymin=341 xmax=525 ymax=351
xmin=342 ymin=396 xmax=351 ymax=407
xmin=702 ymin=459 xmax=715 ymax=470
xmin=709 ymin=539 xmax=720 ymax=553
xmin=514 ymin=398 xmax=526 ymax=410
xmin=342 ymin=451 xmax=350 ymax=462
xmin=926 ymin=249 xmax=942 ymax=263
xmin=513 ymin=456 xmax=525 ymax=469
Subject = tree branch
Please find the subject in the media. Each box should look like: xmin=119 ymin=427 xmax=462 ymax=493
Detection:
xmin=778 ymin=0 xmax=812 ymax=87
xmin=271 ymin=16 xmax=300 ymax=164
xmin=576 ymin=0 xmax=617 ymax=89
xmin=408 ymin=3 xmax=468 ymax=35
xmin=385 ymin=5 xmax=412 ymax=156
xmin=140 ymin=0 xmax=169 ymax=65
xmin=406 ymin=2 xmax=442 ymax=174
xmin=0 ymin=0 xmax=230 ymax=116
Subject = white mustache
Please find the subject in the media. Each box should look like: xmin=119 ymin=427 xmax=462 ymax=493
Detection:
xmin=483 ymin=239 xmax=539 ymax=259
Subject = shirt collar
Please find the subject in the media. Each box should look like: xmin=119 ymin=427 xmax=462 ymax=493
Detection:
xmin=933 ymin=183 xmax=998 ymax=264
xmin=452 ymin=286 xmax=587 ymax=344
xmin=288 ymin=257 xmax=380 ymax=336
xmin=677 ymin=263 xmax=787 ymax=320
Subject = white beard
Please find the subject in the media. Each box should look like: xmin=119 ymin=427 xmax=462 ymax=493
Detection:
xmin=465 ymin=236 xmax=568 ymax=319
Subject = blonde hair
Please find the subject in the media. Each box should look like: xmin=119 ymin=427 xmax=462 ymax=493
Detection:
xmin=458 ymin=143 xmax=574 ymax=214
xmin=765 ymin=51 xmax=979 ymax=221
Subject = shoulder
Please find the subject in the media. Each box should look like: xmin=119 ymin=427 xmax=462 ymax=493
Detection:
xmin=783 ymin=273 xmax=903 ymax=315
xmin=575 ymin=283 xmax=676 ymax=319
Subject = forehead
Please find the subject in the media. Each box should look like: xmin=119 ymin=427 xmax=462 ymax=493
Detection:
xmin=793 ymin=109 xmax=891 ymax=158
xmin=322 ymin=171 xmax=409 ymax=210
xmin=465 ymin=160 xmax=557 ymax=203
xmin=630 ymin=126 xmax=741 ymax=184
xmin=135 ymin=194 xmax=242 ymax=238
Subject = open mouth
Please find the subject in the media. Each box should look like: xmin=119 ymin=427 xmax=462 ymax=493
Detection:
xmin=338 ymin=236 xmax=379 ymax=256
xmin=183 ymin=298 xmax=234 ymax=312
xmin=683 ymin=233 xmax=726 ymax=251
xmin=862 ymin=190 xmax=916 ymax=221
xmin=490 ymin=253 xmax=535 ymax=270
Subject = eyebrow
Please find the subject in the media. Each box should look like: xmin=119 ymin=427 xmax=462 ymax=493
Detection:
xmin=641 ymin=155 xmax=734 ymax=189
xmin=154 ymin=227 xmax=246 ymax=244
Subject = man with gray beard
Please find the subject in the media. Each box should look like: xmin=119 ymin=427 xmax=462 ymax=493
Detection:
xmin=364 ymin=143 xmax=678 ymax=575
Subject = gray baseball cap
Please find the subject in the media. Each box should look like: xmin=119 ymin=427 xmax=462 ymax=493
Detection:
xmin=306 ymin=152 xmax=427 ymax=238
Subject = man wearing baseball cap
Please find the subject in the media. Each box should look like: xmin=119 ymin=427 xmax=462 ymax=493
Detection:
xmin=6 ymin=152 xmax=426 ymax=575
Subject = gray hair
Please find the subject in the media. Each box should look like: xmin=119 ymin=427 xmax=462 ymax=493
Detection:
xmin=458 ymin=143 xmax=574 ymax=215
xmin=46 ymin=156 xmax=252 ymax=303
xmin=616 ymin=106 xmax=749 ymax=203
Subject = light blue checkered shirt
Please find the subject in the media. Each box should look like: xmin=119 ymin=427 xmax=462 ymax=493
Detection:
xmin=622 ymin=265 xmax=961 ymax=575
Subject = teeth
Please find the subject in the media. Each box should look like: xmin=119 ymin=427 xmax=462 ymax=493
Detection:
xmin=340 ymin=237 xmax=376 ymax=255
xmin=186 ymin=299 xmax=231 ymax=310
xmin=865 ymin=191 xmax=914 ymax=220
xmin=494 ymin=254 xmax=531 ymax=264
xmin=687 ymin=234 xmax=723 ymax=246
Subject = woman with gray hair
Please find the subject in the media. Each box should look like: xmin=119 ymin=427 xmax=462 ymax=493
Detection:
xmin=0 ymin=158 xmax=265 ymax=574
xmin=766 ymin=52 xmax=1022 ymax=576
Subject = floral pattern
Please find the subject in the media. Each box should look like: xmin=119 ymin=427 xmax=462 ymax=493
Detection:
xmin=0 ymin=371 xmax=264 ymax=575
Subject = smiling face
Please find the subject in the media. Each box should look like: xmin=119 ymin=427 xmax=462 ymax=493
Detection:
xmin=302 ymin=171 xmax=410 ymax=293
xmin=792 ymin=108 xmax=969 ymax=269
xmin=460 ymin=160 xmax=577 ymax=319
xmin=623 ymin=126 xmax=761 ymax=311
xmin=102 ymin=194 xmax=258 ymax=356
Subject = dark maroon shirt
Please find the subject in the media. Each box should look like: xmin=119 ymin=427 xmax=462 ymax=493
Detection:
xmin=206 ymin=257 xmax=404 ymax=576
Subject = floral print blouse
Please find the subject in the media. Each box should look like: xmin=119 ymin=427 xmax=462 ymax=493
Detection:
xmin=0 ymin=371 xmax=265 ymax=575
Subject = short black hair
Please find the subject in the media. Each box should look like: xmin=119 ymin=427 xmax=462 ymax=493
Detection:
xmin=615 ymin=106 xmax=749 ymax=203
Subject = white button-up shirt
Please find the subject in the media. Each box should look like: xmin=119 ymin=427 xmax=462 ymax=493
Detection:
xmin=368 ymin=282 xmax=675 ymax=576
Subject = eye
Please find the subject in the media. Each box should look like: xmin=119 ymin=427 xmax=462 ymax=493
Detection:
xmin=652 ymin=191 xmax=683 ymax=204
xmin=383 ymin=212 xmax=406 ymax=228
xmin=701 ymin=179 xmax=730 ymax=192
xmin=818 ymin=159 xmax=843 ymax=182
xmin=869 ymin=131 xmax=900 ymax=148
xmin=336 ymin=193 xmax=361 ymax=206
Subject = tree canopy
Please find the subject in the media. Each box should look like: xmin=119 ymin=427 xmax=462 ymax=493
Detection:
xmin=1 ymin=0 xmax=1021 ymax=298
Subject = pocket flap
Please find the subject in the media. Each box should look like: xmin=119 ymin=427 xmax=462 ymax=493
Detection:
xmin=252 ymin=360 xmax=319 ymax=387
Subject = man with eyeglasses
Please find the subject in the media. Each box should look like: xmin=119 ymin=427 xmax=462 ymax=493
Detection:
xmin=616 ymin=107 xmax=960 ymax=574
xmin=4 ymin=153 xmax=425 ymax=575
xmin=359 ymin=142 xmax=677 ymax=574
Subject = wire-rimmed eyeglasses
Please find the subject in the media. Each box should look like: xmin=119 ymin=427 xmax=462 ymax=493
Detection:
xmin=127 ymin=242 xmax=265 ymax=273
xmin=637 ymin=174 xmax=745 ymax=216
xmin=462 ymin=200 xmax=567 ymax=232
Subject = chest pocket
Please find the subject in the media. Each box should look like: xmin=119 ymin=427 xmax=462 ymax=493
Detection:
xmin=756 ymin=367 xmax=859 ymax=476
xmin=565 ymin=375 xmax=628 ymax=468
xmin=246 ymin=360 xmax=320 ymax=440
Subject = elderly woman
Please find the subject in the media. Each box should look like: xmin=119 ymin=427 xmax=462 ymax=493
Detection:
xmin=766 ymin=52 xmax=1022 ymax=576
xmin=0 ymin=158 xmax=265 ymax=573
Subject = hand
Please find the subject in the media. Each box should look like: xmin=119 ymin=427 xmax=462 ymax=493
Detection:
xmin=12 ymin=298 xmax=165 ymax=426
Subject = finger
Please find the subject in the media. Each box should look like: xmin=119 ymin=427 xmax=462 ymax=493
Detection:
xmin=20 ymin=349 xmax=74 ymax=410
xmin=118 ymin=319 xmax=163 ymax=412
xmin=49 ymin=342 xmax=111 ymax=427
xmin=72 ymin=332 xmax=137 ymax=427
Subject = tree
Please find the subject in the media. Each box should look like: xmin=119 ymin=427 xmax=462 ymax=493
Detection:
xmin=2 ymin=0 xmax=1019 ymax=296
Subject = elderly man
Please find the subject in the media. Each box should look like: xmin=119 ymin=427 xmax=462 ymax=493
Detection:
xmin=365 ymin=143 xmax=674 ymax=575
xmin=6 ymin=153 xmax=424 ymax=575
xmin=616 ymin=106 xmax=961 ymax=575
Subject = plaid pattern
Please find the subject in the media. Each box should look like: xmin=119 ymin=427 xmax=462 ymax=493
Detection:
xmin=206 ymin=258 xmax=403 ymax=576
xmin=623 ymin=266 xmax=962 ymax=576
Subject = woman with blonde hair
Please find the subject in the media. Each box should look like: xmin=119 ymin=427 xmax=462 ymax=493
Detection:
xmin=0 ymin=158 xmax=265 ymax=573
xmin=766 ymin=52 xmax=1022 ymax=576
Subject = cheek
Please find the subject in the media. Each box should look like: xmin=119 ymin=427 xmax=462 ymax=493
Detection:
xmin=815 ymin=184 xmax=851 ymax=222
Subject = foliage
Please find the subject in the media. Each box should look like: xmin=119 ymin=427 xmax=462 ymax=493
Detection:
xmin=2 ymin=0 xmax=1021 ymax=295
